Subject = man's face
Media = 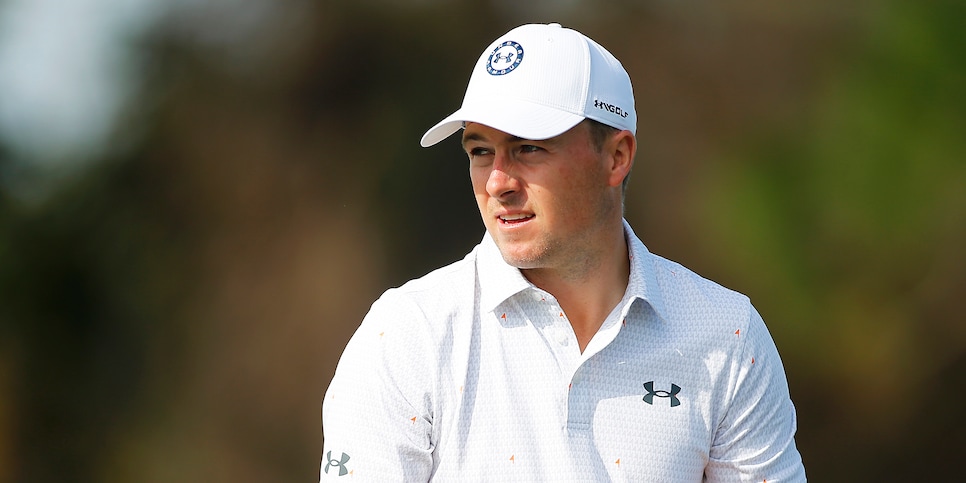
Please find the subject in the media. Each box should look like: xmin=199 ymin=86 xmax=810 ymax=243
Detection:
xmin=462 ymin=121 xmax=622 ymax=274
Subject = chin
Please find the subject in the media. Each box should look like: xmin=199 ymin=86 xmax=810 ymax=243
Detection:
xmin=495 ymin=245 xmax=545 ymax=270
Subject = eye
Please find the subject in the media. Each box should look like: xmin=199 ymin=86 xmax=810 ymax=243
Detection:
xmin=519 ymin=144 xmax=542 ymax=154
xmin=468 ymin=147 xmax=492 ymax=157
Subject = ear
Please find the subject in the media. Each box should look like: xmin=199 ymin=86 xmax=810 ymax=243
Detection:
xmin=605 ymin=130 xmax=636 ymax=189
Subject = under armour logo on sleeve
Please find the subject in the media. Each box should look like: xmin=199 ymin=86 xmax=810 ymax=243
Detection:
xmin=324 ymin=451 xmax=351 ymax=476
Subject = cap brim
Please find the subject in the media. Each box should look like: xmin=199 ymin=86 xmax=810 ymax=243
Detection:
xmin=419 ymin=98 xmax=585 ymax=147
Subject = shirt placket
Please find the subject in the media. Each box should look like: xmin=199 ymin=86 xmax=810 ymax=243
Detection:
xmin=515 ymin=288 xmax=581 ymax=433
xmin=567 ymin=298 xmax=636 ymax=433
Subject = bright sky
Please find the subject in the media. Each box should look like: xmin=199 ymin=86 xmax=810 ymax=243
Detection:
xmin=0 ymin=0 xmax=163 ymax=166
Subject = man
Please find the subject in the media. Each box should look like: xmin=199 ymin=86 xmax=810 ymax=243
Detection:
xmin=322 ymin=23 xmax=805 ymax=481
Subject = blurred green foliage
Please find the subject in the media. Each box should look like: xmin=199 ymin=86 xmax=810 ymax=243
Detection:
xmin=699 ymin=1 xmax=966 ymax=478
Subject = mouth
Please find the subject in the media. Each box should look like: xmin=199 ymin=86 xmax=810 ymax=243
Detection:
xmin=498 ymin=213 xmax=534 ymax=225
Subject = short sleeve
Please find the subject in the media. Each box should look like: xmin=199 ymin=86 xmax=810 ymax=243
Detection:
xmin=321 ymin=292 xmax=435 ymax=482
xmin=704 ymin=306 xmax=806 ymax=482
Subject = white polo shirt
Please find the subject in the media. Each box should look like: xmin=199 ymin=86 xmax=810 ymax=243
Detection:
xmin=322 ymin=221 xmax=805 ymax=482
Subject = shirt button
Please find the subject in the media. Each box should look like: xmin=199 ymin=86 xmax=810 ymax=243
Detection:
xmin=555 ymin=329 xmax=570 ymax=346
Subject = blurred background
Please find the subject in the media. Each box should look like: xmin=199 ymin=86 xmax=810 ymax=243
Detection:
xmin=0 ymin=0 xmax=963 ymax=481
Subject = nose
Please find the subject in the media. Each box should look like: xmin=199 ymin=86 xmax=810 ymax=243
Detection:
xmin=486 ymin=152 xmax=519 ymax=200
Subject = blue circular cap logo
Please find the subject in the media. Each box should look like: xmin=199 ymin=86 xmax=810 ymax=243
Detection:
xmin=486 ymin=41 xmax=524 ymax=75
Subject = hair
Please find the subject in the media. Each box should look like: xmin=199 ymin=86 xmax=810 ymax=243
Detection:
xmin=584 ymin=119 xmax=632 ymax=195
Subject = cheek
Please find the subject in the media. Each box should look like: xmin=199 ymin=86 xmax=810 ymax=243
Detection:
xmin=555 ymin=164 xmax=608 ymax=218
xmin=469 ymin=168 xmax=488 ymax=193
xmin=469 ymin=172 xmax=492 ymax=215
xmin=470 ymin=178 xmax=489 ymax=207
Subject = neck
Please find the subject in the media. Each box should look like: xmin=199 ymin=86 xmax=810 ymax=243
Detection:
xmin=523 ymin=223 xmax=630 ymax=352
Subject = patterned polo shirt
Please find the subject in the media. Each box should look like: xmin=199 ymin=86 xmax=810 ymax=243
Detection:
xmin=321 ymin=221 xmax=805 ymax=482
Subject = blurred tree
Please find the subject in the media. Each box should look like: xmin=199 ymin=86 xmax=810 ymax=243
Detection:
xmin=0 ymin=151 xmax=188 ymax=481
xmin=698 ymin=0 xmax=966 ymax=479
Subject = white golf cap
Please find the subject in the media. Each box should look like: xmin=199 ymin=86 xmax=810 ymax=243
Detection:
xmin=420 ymin=23 xmax=636 ymax=147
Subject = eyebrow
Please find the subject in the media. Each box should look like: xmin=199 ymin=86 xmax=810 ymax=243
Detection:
xmin=461 ymin=131 xmax=525 ymax=148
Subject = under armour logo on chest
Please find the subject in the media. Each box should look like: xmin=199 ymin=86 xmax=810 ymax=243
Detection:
xmin=643 ymin=381 xmax=682 ymax=407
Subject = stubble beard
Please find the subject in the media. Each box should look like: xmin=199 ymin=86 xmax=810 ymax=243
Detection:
xmin=496 ymin=235 xmax=554 ymax=271
xmin=494 ymin=228 xmax=601 ymax=283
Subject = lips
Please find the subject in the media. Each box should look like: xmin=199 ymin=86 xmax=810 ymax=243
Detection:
xmin=498 ymin=213 xmax=534 ymax=225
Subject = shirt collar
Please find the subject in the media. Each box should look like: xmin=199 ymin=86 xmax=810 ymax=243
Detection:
xmin=475 ymin=220 xmax=670 ymax=324
xmin=622 ymin=219 xmax=670 ymax=324
xmin=477 ymin=233 xmax=532 ymax=313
